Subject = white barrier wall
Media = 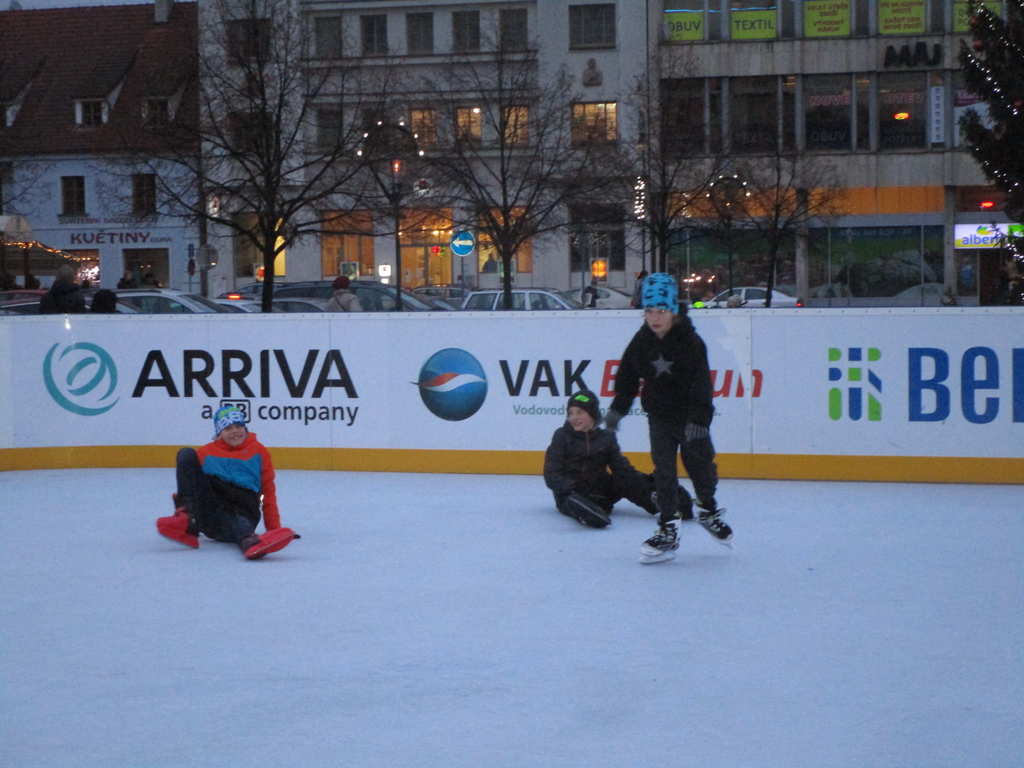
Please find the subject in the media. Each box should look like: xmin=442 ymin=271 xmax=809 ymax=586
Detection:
xmin=1 ymin=308 xmax=1021 ymax=482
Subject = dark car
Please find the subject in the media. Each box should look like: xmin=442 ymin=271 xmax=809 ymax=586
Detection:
xmin=273 ymin=280 xmax=438 ymax=311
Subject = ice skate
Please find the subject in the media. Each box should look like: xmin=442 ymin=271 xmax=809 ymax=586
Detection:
xmin=697 ymin=500 xmax=733 ymax=547
xmin=639 ymin=520 xmax=679 ymax=564
xmin=156 ymin=503 xmax=198 ymax=549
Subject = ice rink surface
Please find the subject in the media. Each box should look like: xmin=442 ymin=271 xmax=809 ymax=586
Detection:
xmin=1 ymin=468 xmax=1021 ymax=768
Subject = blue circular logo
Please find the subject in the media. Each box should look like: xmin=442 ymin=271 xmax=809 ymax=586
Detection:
xmin=417 ymin=348 xmax=487 ymax=421
xmin=43 ymin=342 xmax=120 ymax=416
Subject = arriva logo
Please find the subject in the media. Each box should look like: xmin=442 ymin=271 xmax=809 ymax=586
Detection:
xmin=417 ymin=348 xmax=487 ymax=421
xmin=828 ymin=346 xmax=881 ymax=421
xmin=43 ymin=342 xmax=120 ymax=416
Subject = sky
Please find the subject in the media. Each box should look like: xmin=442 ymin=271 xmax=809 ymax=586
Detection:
xmin=2 ymin=468 xmax=1021 ymax=767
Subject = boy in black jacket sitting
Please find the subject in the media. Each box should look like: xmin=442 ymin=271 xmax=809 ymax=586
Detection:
xmin=543 ymin=390 xmax=692 ymax=528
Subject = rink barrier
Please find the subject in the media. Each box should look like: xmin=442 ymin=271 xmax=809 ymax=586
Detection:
xmin=1 ymin=446 xmax=1019 ymax=484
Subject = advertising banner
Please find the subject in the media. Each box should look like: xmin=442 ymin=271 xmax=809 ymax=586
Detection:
xmin=878 ymin=0 xmax=926 ymax=34
xmin=731 ymin=10 xmax=776 ymax=39
xmin=1 ymin=309 xmax=1021 ymax=480
xmin=804 ymin=0 xmax=851 ymax=37
xmin=664 ymin=11 xmax=705 ymax=41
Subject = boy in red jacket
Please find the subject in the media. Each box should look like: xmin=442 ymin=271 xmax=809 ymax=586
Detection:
xmin=156 ymin=405 xmax=299 ymax=559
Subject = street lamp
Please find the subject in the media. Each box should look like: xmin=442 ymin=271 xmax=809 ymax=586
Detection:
xmin=357 ymin=120 xmax=424 ymax=310
xmin=706 ymin=172 xmax=750 ymax=296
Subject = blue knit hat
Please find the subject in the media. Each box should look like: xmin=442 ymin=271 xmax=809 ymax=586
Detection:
xmin=213 ymin=405 xmax=247 ymax=438
xmin=640 ymin=272 xmax=678 ymax=311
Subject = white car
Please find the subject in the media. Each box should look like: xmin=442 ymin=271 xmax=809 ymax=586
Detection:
xmin=560 ymin=286 xmax=634 ymax=309
xmin=115 ymin=289 xmax=234 ymax=314
xmin=708 ymin=287 xmax=802 ymax=308
xmin=461 ymin=288 xmax=582 ymax=311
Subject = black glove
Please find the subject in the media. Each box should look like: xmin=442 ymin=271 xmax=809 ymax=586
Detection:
xmin=684 ymin=422 xmax=709 ymax=442
xmin=603 ymin=409 xmax=624 ymax=431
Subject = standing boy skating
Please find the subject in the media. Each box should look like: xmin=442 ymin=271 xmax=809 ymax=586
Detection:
xmin=156 ymin=405 xmax=299 ymax=560
xmin=543 ymin=389 xmax=694 ymax=528
xmin=604 ymin=273 xmax=732 ymax=563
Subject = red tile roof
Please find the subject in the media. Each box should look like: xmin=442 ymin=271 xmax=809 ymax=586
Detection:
xmin=0 ymin=2 xmax=198 ymax=156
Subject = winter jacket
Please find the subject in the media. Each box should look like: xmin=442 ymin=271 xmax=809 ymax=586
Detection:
xmin=610 ymin=316 xmax=714 ymax=427
xmin=196 ymin=431 xmax=280 ymax=530
xmin=543 ymin=422 xmax=637 ymax=497
xmin=39 ymin=281 xmax=86 ymax=314
xmin=325 ymin=288 xmax=363 ymax=312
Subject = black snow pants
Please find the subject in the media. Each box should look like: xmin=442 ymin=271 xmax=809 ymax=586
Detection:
xmin=175 ymin=448 xmax=260 ymax=544
xmin=648 ymin=418 xmax=718 ymax=524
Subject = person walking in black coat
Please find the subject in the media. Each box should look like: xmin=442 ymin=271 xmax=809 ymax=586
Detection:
xmin=39 ymin=264 xmax=86 ymax=314
xmin=543 ymin=389 xmax=692 ymax=528
xmin=605 ymin=272 xmax=733 ymax=562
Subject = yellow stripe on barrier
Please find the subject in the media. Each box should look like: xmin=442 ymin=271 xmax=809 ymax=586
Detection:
xmin=1 ymin=447 xmax=1020 ymax=485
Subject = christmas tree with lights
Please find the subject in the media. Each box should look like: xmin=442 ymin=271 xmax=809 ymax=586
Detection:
xmin=959 ymin=0 xmax=1024 ymax=303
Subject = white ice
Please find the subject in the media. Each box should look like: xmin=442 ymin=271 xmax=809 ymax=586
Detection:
xmin=1 ymin=469 xmax=1021 ymax=768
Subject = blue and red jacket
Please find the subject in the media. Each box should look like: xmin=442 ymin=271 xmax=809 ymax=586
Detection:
xmin=197 ymin=431 xmax=280 ymax=530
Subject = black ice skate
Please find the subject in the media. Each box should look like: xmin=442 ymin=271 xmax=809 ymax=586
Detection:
xmin=697 ymin=500 xmax=733 ymax=546
xmin=639 ymin=520 xmax=679 ymax=564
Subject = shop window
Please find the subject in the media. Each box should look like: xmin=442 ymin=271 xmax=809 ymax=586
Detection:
xmin=453 ymin=10 xmax=481 ymax=52
xmin=477 ymin=208 xmax=533 ymax=274
xmin=804 ymin=0 xmax=852 ymax=37
xmin=855 ymin=74 xmax=871 ymax=150
xmin=321 ymin=211 xmax=374 ymax=278
xmin=663 ymin=0 xmax=723 ymax=41
xmin=123 ymin=248 xmax=169 ymax=289
xmin=952 ymin=72 xmax=991 ymax=148
xmin=730 ymin=77 xmax=777 ymax=153
xmin=361 ymin=15 xmax=388 ymax=56
xmin=569 ymin=4 xmax=616 ymax=49
xmin=878 ymin=72 xmax=926 ymax=150
xmin=878 ymin=0 xmax=926 ymax=35
xmin=805 ymin=74 xmax=853 ymax=150
xmin=314 ymin=16 xmax=343 ymax=58
xmin=569 ymin=206 xmax=625 ymax=277
xmin=407 ymin=12 xmax=434 ymax=54
xmin=234 ymin=214 xmax=286 ymax=279
xmin=571 ymin=102 xmax=617 ymax=145
xmin=61 ymin=176 xmax=85 ymax=216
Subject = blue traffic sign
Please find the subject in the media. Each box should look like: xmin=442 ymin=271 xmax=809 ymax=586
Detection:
xmin=450 ymin=230 xmax=475 ymax=256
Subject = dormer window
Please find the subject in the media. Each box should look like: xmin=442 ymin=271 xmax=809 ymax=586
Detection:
xmin=144 ymin=98 xmax=170 ymax=125
xmin=76 ymin=99 xmax=107 ymax=126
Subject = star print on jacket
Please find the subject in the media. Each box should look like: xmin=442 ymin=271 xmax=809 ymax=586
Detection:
xmin=651 ymin=355 xmax=674 ymax=377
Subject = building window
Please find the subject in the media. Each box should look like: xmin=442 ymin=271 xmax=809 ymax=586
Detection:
xmin=730 ymin=77 xmax=777 ymax=153
xmin=878 ymin=72 xmax=926 ymax=150
xmin=503 ymin=106 xmax=529 ymax=146
xmin=361 ymin=15 xmax=388 ymax=56
xmin=227 ymin=18 xmax=270 ymax=62
xmin=61 ymin=176 xmax=86 ymax=216
xmin=143 ymin=98 xmax=170 ymax=125
xmin=571 ymin=102 xmax=617 ymax=144
xmin=132 ymin=174 xmax=157 ymax=216
xmin=410 ymin=108 xmax=438 ymax=147
xmin=452 ymin=10 xmax=481 ymax=52
xmin=322 ymin=211 xmax=375 ymax=278
xmin=729 ymin=0 xmax=777 ymax=40
xmin=455 ymin=106 xmax=483 ymax=146
xmin=314 ymin=16 xmax=343 ymax=58
xmin=662 ymin=78 xmax=709 ymax=153
xmin=878 ymin=0 xmax=925 ymax=35
xmin=76 ymin=100 xmax=105 ymax=126
xmin=407 ymin=12 xmax=434 ymax=54
xmin=316 ymin=106 xmax=344 ymax=149
xmin=804 ymin=74 xmax=853 ymax=150
xmin=570 ymin=206 xmax=626 ymax=274
xmin=569 ymin=4 xmax=616 ymax=49
xmin=500 ymin=8 xmax=529 ymax=51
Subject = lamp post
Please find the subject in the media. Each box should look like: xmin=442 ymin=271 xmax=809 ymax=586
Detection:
xmin=358 ymin=120 xmax=423 ymax=310
xmin=706 ymin=172 xmax=750 ymax=296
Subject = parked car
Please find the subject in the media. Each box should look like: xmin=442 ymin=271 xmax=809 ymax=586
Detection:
xmin=273 ymin=279 xmax=438 ymax=311
xmin=273 ymin=297 xmax=330 ymax=313
xmin=412 ymin=284 xmax=470 ymax=302
xmin=217 ymin=282 xmax=272 ymax=300
xmin=461 ymin=288 xmax=583 ymax=311
xmin=1 ymin=297 xmax=138 ymax=315
xmin=115 ymin=289 xmax=234 ymax=314
xmin=0 ymin=289 xmax=47 ymax=304
xmin=892 ymin=283 xmax=944 ymax=305
xmin=559 ymin=285 xmax=633 ymax=309
xmin=209 ymin=298 xmax=262 ymax=313
xmin=709 ymin=287 xmax=802 ymax=308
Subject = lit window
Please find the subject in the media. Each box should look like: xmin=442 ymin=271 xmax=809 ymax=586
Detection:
xmin=503 ymin=106 xmax=529 ymax=146
xmin=455 ymin=106 xmax=483 ymax=146
xmin=571 ymin=102 xmax=617 ymax=144
xmin=410 ymin=108 xmax=437 ymax=147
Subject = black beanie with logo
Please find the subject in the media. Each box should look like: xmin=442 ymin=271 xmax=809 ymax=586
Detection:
xmin=566 ymin=389 xmax=601 ymax=423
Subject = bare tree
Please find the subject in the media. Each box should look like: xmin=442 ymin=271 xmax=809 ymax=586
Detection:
xmin=125 ymin=0 xmax=390 ymax=310
xmin=414 ymin=24 xmax=617 ymax=309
